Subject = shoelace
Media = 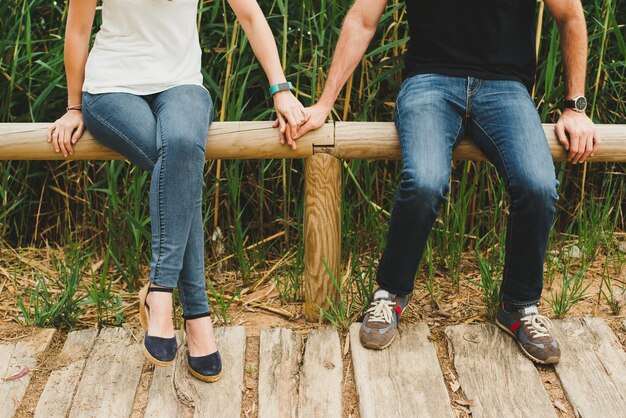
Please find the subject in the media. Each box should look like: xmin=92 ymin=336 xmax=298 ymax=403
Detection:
xmin=365 ymin=299 xmax=396 ymax=324
xmin=521 ymin=314 xmax=553 ymax=338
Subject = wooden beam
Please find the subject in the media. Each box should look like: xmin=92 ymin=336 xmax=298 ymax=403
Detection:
xmin=303 ymin=153 xmax=342 ymax=322
xmin=330 ymin=122 xmax=626 ymax=161
xmin=0 ymin=122 xmax=334 ymax=160
xmin=3 ymin=122 xmax=626 ymax=161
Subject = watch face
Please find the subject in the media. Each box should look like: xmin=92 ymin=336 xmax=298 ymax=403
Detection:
xmin=575 ymin=96 xmax=587 ymax=112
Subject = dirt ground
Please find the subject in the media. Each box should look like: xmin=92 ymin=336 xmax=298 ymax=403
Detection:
xmin=1 ymin=245 xmax=625 ymax=417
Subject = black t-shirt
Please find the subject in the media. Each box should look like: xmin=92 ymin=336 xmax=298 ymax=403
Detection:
xmin=404 ymin=0 xmax=537 ymax=92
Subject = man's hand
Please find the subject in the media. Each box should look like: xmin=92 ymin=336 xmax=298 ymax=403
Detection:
xmin=294 ymin=103 xmax=332 ymax=138
xmin=555 ymin=109 xmax=600 ymax=164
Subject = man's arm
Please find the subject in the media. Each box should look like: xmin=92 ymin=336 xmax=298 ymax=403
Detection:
xmin=296 ymin=0 xmax=388 ymax=136
xmin=544 ymin=0 xmax=600 ymax=164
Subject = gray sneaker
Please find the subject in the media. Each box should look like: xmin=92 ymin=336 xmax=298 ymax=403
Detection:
xmin=496 ymin=302 xmax=560 ymax=364
xmin=359 ymin=289 xmax=410 ymax=350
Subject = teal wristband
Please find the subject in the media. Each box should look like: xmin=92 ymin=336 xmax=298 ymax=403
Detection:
xmin=269 ymin=82 xmax=293 ymax=96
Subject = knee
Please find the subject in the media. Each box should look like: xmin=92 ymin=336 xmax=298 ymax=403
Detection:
xmin=512 ymin=177 xmax=558 ymax=213
xmin=398 ymin=169 xmax=448 ymax=205
xmin=165 ymin=130 xmax=206 ymax=161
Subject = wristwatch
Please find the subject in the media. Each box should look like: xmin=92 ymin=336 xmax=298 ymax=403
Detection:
xmin=563 ymin=96 xmax=587 ymax=113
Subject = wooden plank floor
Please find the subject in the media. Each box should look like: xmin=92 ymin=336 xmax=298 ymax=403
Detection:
xmin=552 ymin=318 xmax=626 ymax=418
xmin=2 ymin=318 xmax=625 ymax=418
xmin=446 ymin=324 xmax=556 ymax=418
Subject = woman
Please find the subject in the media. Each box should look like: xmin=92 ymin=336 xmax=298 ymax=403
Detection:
xmin=48 ymin=0 xmax=307 ymax=382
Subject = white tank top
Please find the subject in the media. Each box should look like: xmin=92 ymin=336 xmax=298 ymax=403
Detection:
xmin=83 ymin=0 xmax=203 ymax=95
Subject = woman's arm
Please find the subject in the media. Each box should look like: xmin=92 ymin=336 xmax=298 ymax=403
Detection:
xmin=227 ymin=0 xmax=307 ymax=149
xmin=48 ymin=0 xmax=97 ymax=157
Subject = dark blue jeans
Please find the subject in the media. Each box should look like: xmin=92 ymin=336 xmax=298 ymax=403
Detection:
xmin=377 ymin=74 xmax=558 ymax=308
xmin=82 ymin=84 xmax=213 ymax=317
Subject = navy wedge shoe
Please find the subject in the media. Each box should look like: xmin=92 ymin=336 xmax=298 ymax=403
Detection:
xmin=138 ymin=283 xmax=178 ymax=366
xmin=183 ymin=313 xmax=222 ymax=382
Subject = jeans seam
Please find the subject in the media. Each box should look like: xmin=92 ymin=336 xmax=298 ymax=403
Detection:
xmin=83 ymin=101 xmax=156 ymax=171
xmin=152 ymin=110 xmax=167 ymax=283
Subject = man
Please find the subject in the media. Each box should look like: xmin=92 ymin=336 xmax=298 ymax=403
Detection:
xmin=297 ymin=0 xmax=599 ymax=364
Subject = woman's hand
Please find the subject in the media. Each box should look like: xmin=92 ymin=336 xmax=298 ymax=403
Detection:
xmin=47 ymin=110 xmax=85 ymax=157
xmin=272 ymin=91 xmax=309 ymax=150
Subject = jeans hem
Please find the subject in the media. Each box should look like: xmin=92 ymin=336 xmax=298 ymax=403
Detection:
xmin=375 ymin=278 xmax=412 ymax=297
xmin=499 ymin=297 xmax=541 ymax=309
xmin=150 ymin=277 xmax=178 ymax=289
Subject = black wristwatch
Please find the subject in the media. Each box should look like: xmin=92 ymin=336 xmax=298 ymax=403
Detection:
xmin=563 ymin=96 xmax=587 ymax=113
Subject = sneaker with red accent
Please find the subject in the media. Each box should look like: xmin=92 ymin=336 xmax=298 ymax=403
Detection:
xmin=359 ymin=289 xmax=410 ymax=350
xmin=496 ymin=302 xmax=560 ymax=364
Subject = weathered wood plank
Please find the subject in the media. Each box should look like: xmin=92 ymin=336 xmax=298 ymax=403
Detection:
xmin=144 ymin=331 xmax=182 ymax=418
xmin=553 ymin=318 xmax=626 ymax=418
xmin=34 ymin=329 xmax=98 ymax=418
xmin=0 ymin=328 xmax=55 ymax=418
xmin=349 ymin=323 xmax=453 ymax=418
xmin=69 ymin=327 xmax=144 ymax=418
xmin=303 ymin=153 xmax=342 ymax=321
xmin=298 ymin=327 xmax=342 ymax=418
xmin=0 ymin=343 xmax=16 ymax=383
xmin=258 ymin=328 xmax=302 ymax=418
xmin=173 ymin=326 xmax=246 ymax=418
xmin=445 ymin=324 xmax=556 ymax=418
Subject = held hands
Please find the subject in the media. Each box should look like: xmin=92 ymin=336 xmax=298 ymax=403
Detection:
xmin=272 ymin=101 xmax=331 ymax=148
xmin=271 ymin=91 xmax=310 ymax=150
xmin=555 ymin=109 xmax=600 ymax=164
xmin=47 ymin=110 xmax=86 ymax=157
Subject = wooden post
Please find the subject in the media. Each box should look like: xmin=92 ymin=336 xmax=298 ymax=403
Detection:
xmin=303 ymin=153 xmax=342 ymax=322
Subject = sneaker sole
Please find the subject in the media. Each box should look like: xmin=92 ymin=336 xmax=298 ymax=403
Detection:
xmin=142 ymin=342 xmax=176 ymax=367
xmin=495 ymin=319 xmax=559 ymax=365
xmin=187 ymin=364 xmax=222 ymax=383
xmin=361 ymin=334 xmax=396 ymax=350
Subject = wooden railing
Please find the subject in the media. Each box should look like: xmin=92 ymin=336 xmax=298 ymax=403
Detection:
xmin=2 ymin=122 xmax=626 ymax=321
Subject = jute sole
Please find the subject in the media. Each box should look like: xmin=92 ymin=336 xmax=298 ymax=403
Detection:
xmin=187 ymin=364 xmax=222 ymax=383
xmin=142 ymin=342 xmax=175 ymax=367
xmin=495 ymin=319 xmax=559 ymax=365
xmin=138 ymin=283 xmax=150 ymax=332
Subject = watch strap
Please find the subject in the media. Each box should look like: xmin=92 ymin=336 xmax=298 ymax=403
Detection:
xmin=269 ymin=82 xmax=293 ymax=96
xmin=563 ymin=98 xmax=576 ymax=109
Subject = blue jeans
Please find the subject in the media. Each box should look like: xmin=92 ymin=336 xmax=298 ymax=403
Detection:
xmin=82 ymin=84 xmax=213 ymax=317
xmin=377 ymin=74 xmax=558 ymax=308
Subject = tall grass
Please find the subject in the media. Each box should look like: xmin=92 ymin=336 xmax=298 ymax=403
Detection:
xmin=1 ymin=1 xmax=625 ymax=322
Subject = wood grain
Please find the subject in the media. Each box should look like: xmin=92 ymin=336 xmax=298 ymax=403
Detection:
xmin=68 ymin=327 xmax=144 ymax=418
xmin=552 ymin=318 xmax=626 ymax=418
xmin=445 ymin=324 xmax=556 ymax=418
xmin=350 ymin=323 xmax=453 ymax=418
xmin=298 ymin=327 xmax=342 ymax=418
xmin=0 ymin=122 xmax=333 ymax=160
xmin=258 ymin=328 xmax=302 ymax=418
xmin=331 ymin=122 xmax=626 ymax=161
xmin=173 ymin=326 xmax=246 ymax=418
xmin=34 ymin=329 xmax=98 ymax=418
xmin=0 ymin=328 xmax=55 ymax=418
xmin=303 ymin=153 xmax=342 ymax=321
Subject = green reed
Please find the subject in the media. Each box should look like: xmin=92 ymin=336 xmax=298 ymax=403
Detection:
xmin=1 ymin=1 xmax=625 ymax=324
